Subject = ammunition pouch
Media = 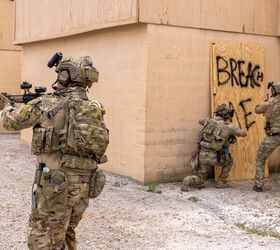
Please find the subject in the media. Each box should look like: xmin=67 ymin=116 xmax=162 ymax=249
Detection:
xmin=31 ymin=126 xmax=107 ymax=167
xmin=190 ymin=149 xmax=199 ymax=171
xmin=31 ymin=126 xmax=61 ymax=155
xmin=34 ymin=170 xmax=68 ymax=211
xmin=88 ymin=169 xmax=106 ymax=199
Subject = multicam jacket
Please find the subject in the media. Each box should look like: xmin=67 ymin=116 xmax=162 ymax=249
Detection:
xmin=0 ymin=86 xmax=108 ymax=171
xmin=199 ymin=116 xmax=244 ymax=151
xmin=255 ymin=95 xmax=280 ymax=135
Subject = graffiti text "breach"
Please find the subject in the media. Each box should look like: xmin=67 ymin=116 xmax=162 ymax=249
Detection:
xmin=216 ymin=56 xmax=264 ymax=88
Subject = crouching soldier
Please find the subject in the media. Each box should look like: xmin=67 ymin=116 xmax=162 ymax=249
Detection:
xmin=181 ymin=103 xmax=247 ymax=191
xmin=253 ymin=82 xmax=280 ymax=192
xmin=0 ymin=54 xmax=109 ymax=249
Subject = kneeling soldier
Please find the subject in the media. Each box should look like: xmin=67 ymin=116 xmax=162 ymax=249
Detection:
xmin=181 ymin=104 xmax=246 ymax=191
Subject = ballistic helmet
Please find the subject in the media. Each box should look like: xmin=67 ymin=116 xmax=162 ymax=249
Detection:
xmin=55 ymin=56 xmax=99 ymax=88
xmin=270 ymin=82 xmax=280 ymax=95
xmin=215 ymin=103 xmax=234 ymax=119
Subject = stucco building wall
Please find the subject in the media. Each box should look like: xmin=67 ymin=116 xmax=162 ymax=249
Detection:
xmin=0 ymin=0 xmax=21 ymax=92
xmin=21 ymin=24 xmax=148 ymax=181
xmin=144 ymin=24 xmax=280 ymax=182
xmin=14 ymin=0 xmax=138 ymax=43
xmin=139 ymin=0 xmax=280 ymax=36
xmin=11 ymin=0 xmax=280 ymax=182
xmin=0 ymin=0 xmax=21 ymax=133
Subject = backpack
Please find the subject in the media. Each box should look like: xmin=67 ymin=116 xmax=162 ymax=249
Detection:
xmin=200 ymin=118 xmax=225 ymax=151
xmin=269 ymin=99 xmax=280 ymax=134
xmin=65 ymin=98 xmax=109 ymax=160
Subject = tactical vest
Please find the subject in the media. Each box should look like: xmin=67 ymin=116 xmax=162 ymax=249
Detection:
xmin=269 ymin=99 xmax=280 ymax=134
xmin=31 ymin=91 xmax=109 ymax=168
xmin=200 ymin=118 xmax=225 ymax=151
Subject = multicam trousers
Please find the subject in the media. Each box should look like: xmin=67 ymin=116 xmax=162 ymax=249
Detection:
xmin=255 ymin=135 xmax=280 ymax=188
xmin=183 ymin=147 xmax=233 ymax=187
xmin=27 ymin=170 xmax=91 ymax=250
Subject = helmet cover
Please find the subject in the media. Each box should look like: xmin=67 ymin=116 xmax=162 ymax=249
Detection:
xmin=56 ymin=56 xmax=99 ymax=88
xmin=215 ymin=103 xmax=234 ymax=118
xmin=272 ymin=82 xmax=280 ymax=94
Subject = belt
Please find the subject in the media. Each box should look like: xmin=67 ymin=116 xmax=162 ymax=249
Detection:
xmin=67 ymin=174 xmax=92 ymax=184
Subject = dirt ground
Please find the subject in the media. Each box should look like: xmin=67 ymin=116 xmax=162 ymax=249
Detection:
xmin=1 ymin=134 xmax=280 ymax=250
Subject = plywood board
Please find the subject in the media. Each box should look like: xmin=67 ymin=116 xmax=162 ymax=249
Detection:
xmin=211 ymin=42 xmax=267 ymax=180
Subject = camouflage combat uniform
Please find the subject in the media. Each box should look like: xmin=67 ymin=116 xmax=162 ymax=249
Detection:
xmin=182 ymin=105 xmax=245 ymax=191
xmin=254 ymin=94 xmax=280 ymax=190
xmin=0 ymin=55 xmax=108 ymax=249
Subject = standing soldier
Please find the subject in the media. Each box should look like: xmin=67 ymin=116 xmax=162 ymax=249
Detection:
xmin=253 ymin=82 xmax=280 ymax=192
xmin=0 ymin=54 xmax=109 ymax=249
xmin=181 ymin=104 xmax=247 ymax=191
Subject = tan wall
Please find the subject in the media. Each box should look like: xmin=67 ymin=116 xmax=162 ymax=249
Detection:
xmin=144 ymin=24 xmax=280 ymax=183
xmin=14 ymin=0 xmax=280 ymax=182
xmin=139 ymin=0 xmax=280 ymax=36
xmin=0 ymin=0 xmax=19 ymax=50
xmin=0 ymin=0 xmax=21 ymax=90
xmin=0 ymin=50 xmax=21 ymax=93
xmin=21 ymin=24 xmax=148 ymax=182
xmin=0 ymin=0 xmax=21 ymax=133
xmin=278 ymin=0 xmax=280 ymax=35
xmin=14 ymin=0 xmax=280 ymax=45
xmin=14 ymin=0 xmax=138 ymax=44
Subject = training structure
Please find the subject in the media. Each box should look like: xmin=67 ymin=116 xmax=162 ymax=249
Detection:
xmin=2 ymin=0 xmax=279 ymax=183
xmin=211 ymin=42 xmax=268 ymax=180
xmin=0 ymin=0 xmax=21 ymax=133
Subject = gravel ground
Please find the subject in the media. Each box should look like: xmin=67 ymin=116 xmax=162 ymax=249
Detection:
xmin=1 ymin=134 xmax=280 ymax=250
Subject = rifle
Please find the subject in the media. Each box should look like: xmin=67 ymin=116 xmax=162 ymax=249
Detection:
xmin=1 ymin=82 xmax=47 ymax=104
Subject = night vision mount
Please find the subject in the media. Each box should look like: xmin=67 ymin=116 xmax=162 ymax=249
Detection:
xmin=47 ymin=52 xmax=63 ymax=68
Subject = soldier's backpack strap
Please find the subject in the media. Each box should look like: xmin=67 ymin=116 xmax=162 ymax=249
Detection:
xmin=47 ymin=96 xmax=71 ymax=120
xmin=44 ymin=96 xmax=71 ymax=152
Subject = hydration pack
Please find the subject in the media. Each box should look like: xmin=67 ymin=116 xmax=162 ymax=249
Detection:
xmin=200 ymin=118 xmax=225 ymax=151
xmin=65 ymin=98 xmax=109 ymax=159
xmin=269 ymin=99 xmax=280 ymax=134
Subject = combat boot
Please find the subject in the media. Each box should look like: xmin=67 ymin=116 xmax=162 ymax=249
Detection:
xmin=181 ymin=182 xmax=190 ymax=192
xmin=216 ymin=180 xmax=230 ymax=189
xmin=181 ymin=176 xmax=192 ymax=192
xmin=253 ymin=185 xmax=263 ymax=192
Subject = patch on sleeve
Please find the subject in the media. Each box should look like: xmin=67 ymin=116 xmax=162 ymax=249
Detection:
xmin=90 ymin=100 xmax=106 ymax=115
xmin=18 ymin=99 xmax=42 ymax=120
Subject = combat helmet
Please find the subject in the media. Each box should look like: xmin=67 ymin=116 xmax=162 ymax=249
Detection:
xmin=268 ymin=81 xmax=280 ymax=96
xmin=56 ymin=56 xmax=99 ymax=88
xmin=215 ymin=103 xmax=234 ymax=119
xmin=48 ymin=53 xmax=99 ymax=88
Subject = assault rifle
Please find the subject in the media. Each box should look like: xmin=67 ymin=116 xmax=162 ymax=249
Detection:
xmin=1 ymin=82 xmax=47 ymax=104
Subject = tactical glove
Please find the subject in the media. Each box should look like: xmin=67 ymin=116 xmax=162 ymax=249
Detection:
xmin=0 ymin=93 xmax=11 ymax=110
